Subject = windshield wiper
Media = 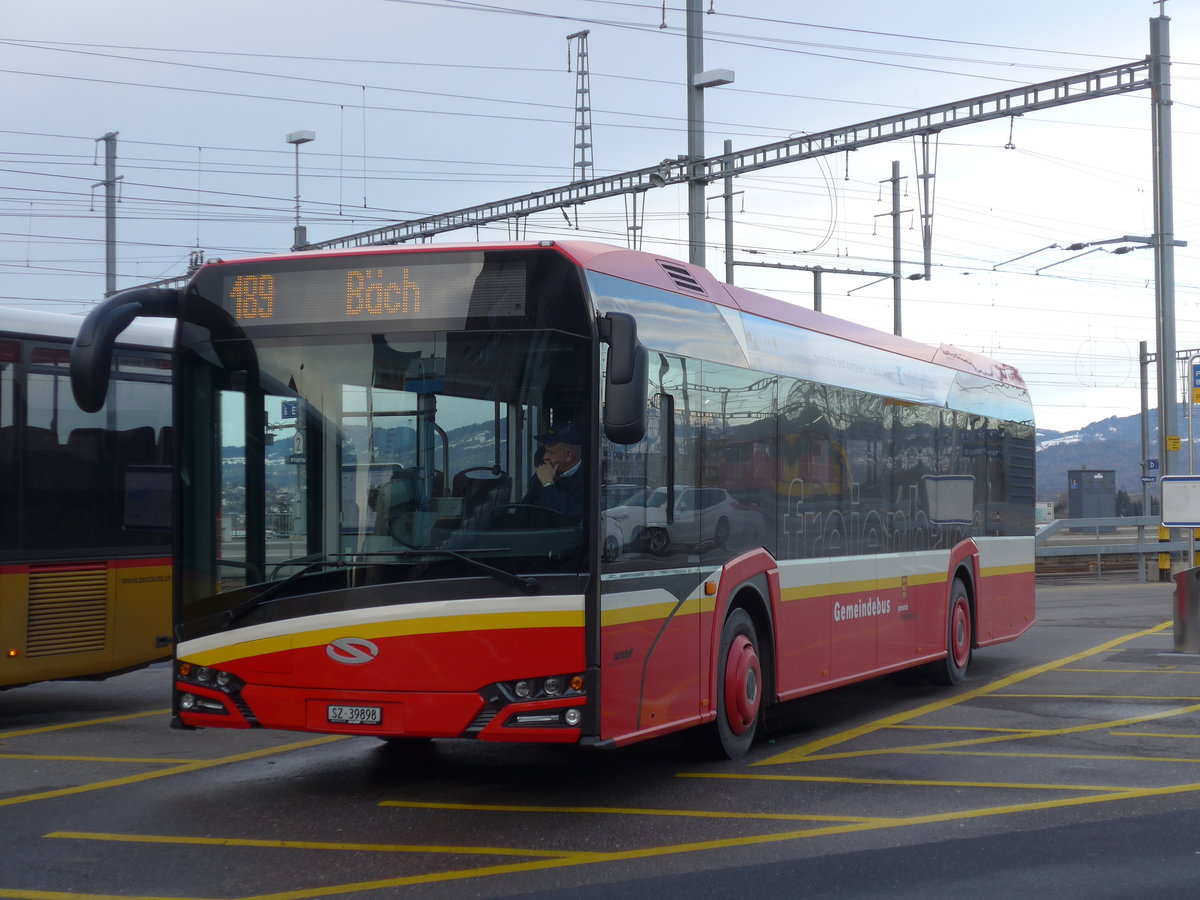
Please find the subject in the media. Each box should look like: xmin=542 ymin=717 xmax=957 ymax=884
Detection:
xmin=214 ymin=555 xmax=345 ymax=631
xmin=187 ymin=548 xmax=539 ymax=638
xmin=357 ymin=549 xmax=539 ymax=594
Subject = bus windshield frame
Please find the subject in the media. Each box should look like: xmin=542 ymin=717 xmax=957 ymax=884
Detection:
xmin=177 ymin=247 xmax=597 ymax=639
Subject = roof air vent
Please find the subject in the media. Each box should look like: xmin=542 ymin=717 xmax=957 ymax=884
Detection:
xmin=656 ymin=260 xmax=707 ymax=295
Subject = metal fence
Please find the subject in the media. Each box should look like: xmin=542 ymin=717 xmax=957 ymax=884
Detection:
xmin=1035 ymin=515 xmax=1191 ymax=581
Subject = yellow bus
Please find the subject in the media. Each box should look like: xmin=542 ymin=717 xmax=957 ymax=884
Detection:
xmin=0 ymin=308 xmax=173 ymax=688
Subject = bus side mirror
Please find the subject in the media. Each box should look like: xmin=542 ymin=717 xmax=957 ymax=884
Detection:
xmin=70 ymin=287 xmax=179 ymax=412
xmin=599 ymin=312 xmax=648 ymax=445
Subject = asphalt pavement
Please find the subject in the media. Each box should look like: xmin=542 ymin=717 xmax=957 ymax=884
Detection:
xmin=1 ymin=577 xmax=1197 ymax=899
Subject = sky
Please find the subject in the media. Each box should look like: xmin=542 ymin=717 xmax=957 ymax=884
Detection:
xmin=3 ymin=0 xmax=1199 ymax=434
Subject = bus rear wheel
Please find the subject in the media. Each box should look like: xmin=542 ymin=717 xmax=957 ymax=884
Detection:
xmin=926 ymin=577 xmax=972 ymax=686
xmin=708 ymin=607 xmax=762 ymax=759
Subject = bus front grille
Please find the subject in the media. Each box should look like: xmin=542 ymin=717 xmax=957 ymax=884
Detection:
xmin=27 ymin=566 xmax=109 ymax=657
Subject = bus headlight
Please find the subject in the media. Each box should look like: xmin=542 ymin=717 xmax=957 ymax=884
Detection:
xmin=469 ymin=673 xmax=589 ymax=734
xmin=494 ymin=673 xmax=585 ymax=703
xmin=176 ymin=661 xmax=244 ymax=694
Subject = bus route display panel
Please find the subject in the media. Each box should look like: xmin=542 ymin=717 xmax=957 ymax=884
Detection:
xmin=219 ymin=256 xmax=527 ymax=327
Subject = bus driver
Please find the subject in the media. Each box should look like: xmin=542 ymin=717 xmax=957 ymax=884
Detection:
xmin=522 ymin=421 xmax=585 ymax=521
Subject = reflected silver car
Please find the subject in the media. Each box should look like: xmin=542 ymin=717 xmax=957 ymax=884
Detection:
xmin=602 ymin=485 xmax=760 ymax=557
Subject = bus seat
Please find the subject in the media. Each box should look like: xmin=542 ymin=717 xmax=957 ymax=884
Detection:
xmin=66 ymin=427 xmax=111 ymax=466
xmin=117 ymin=426 xmax=157 ymax=469
xmin=453 ymin=469 xmax=511 ymax=529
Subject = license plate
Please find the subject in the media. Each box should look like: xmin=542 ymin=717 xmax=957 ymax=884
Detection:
xmin=327 ymin=705 xmax=382 ymax=725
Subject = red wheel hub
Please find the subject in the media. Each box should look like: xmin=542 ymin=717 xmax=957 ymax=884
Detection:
xmin=951 ymin=599 xmax=970 ymax=668
xmin=723 ymin=634 xmax=762 ymax=735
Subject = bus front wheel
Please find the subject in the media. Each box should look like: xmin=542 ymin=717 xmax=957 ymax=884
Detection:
xmin=708 ymin=607 xmax=762 ymax=759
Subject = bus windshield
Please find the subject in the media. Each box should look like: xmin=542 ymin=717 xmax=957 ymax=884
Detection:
xmin=183 ymin=324 xmax=592 ymax=629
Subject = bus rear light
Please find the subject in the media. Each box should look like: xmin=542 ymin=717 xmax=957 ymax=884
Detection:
xmin=6 ymin=649 xmax=17 ymax=658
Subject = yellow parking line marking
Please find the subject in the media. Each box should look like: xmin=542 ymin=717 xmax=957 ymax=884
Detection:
xmin=1113 ymin=731 xmax=1200 ymax=739
xmin=889 ymin=725 xmax=1057 ymax=733
xmin=913 ymin=749 xmax=1200 ymax=765
xmin=46 ymin=832 xmax=578 ymax=859
xmin=37 ymin=780 xmax=1200 ymax=900
xmin=0 ymin=755 xmax=197 ymax=765
xmin=3 ymin=619 xmax=1192 ymax=899
xmin=1061 ymin=667 xmax=1200 ymax=674
xmin=781 ymin=700 xmax=1200 ymax=763
xmin=0 ymin=709 xmax=168 ymax=739
xmin=226 ymin=855 xmax=616 ymax=900
xmin=283 ymin=781 xmax=1200 ymax=898
xmin=0 ymin=736 xmax=346 ymax=808
xmin=756 ymin=620 xmax=1173 ymax=765
xmin=995 ymin=693 xmax=1200 ymax=701
xmin=380 ymin=799 xmax=878 ymax=824
xmin=678 ymin=772 xmax=1131 ymax=792
xmin=0 ymin=891 xmax=189 ymax=899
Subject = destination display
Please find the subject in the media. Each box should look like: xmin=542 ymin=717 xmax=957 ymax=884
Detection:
xmin=220 ymin=257 xmax=526 ymax=326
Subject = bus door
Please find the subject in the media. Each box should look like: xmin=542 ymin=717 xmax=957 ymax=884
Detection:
xmin=598 ymin=352 xmax=701 ymax=742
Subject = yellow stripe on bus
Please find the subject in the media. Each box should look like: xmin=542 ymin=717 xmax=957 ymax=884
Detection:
xmin=182 ymin=609 xmax=584 ymax=667
xmin=981 ymin=563 xmax=1035 ymax=577
xmin=600 ymin=595 xmax=705 ymax=628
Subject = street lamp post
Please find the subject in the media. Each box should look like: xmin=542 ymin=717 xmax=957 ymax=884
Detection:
xmin=286 ymin=130 xmax=315 ymax=251
xmin=685 ymin=0 xmax=733 ymax=267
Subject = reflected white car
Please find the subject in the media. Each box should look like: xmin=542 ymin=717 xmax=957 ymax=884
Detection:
xmin=602 ymin=485 xmax=761 ymax=558
xmin=601 ymin=482 xmax=644 ymax=511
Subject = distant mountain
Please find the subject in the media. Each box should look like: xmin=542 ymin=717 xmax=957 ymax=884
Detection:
xmin=1036 ymin=412 xmax=1156 ymax=501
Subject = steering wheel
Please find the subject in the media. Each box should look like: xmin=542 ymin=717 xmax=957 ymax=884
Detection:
xmin=456 ymin=465 xmax=505 ymax=480
xmin=488 ymin=503 xmax=575 ymax=529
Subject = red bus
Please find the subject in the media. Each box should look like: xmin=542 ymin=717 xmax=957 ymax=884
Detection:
xmin=70 ymin=241 xmax=1034 ymax=757
xmin=2 ymin=308 xmax=173 ymax=689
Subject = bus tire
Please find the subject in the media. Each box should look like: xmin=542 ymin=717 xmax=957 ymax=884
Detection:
xmin=927 ymin=577 xmax=972 ymax=686
xmin=708 ymin=607 xmax=763 ymax=759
